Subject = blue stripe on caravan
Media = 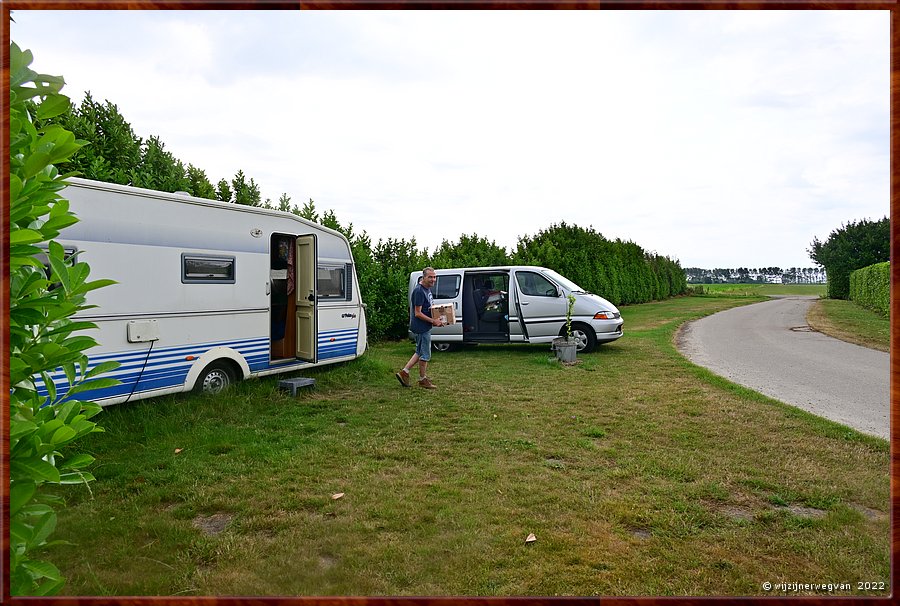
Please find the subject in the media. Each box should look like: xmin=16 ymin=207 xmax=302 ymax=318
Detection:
xmin=36 ymin=329 xmax=361 ymax=401
xmin=318 ymin=328 xmax=359 ymax=360
xmin=36 ymin=336 xmax=270 ymax=400
xmin=81 ymin=337 xmax=270 ymax=365
xmin=41 ymin=337 xmax=269 ymax=384
xmin=318 ymin=330 xmax=358 ymax=343
xmin=319 ymin=346 xmax=358 ymax=360
xmin=38 ymin=361 xmax=194 ymax=399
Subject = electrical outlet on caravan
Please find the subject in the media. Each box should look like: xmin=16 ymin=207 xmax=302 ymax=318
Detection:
xmin=34 ymin=177 xmax=368 ymax=406
xmin=407 ymin=266 xmax=623 ymax=353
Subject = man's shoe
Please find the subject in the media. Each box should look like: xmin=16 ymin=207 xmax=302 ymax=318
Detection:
xmin=396 ymin=369 xmax=411 ymax=387
xmin=418 ymin=377 xmax=437 ymax=390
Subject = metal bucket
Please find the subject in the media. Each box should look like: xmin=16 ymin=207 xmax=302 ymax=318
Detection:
xmin=552 ymin=337 xmax=577 ymax=364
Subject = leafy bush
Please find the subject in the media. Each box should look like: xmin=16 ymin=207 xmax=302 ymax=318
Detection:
xmin=9 ymin=42 xmax=119 ymax=596
xmin=849 ymin=262 xmax=889 ymax=317
xmin=809 ymin=218 xmax=889 ymax=299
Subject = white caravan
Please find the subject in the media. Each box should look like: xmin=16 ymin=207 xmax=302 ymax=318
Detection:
xmin=37 ymin=177 xmax=367 ymax=405
xmin=408 ymin=266 xmax=623 ymax=353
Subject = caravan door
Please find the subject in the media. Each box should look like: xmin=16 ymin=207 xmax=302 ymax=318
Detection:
xmin=296 ymin=234 xmax=317 ymax=362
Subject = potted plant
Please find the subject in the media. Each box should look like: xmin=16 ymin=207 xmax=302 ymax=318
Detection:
xmin=553 ymin=294 xmax=578 ymax=364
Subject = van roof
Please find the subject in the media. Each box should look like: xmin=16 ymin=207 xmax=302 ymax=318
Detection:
xmin=410 ymin=265 xmax=549 ymax=275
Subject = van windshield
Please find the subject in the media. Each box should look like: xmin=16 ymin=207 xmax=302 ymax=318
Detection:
xmin=542 ymin=269 xmax=588 ymax=293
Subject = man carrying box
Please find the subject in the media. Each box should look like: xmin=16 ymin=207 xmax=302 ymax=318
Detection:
xmin=396 ymin=267 xmax=446 ymax=390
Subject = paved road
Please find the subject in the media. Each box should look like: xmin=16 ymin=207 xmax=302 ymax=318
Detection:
xmin=677 ymin=295 xmax=889 ymax=440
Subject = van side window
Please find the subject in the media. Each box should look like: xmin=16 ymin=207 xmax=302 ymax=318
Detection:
xmin=516 ymin=271 xmax=557 ymax=297
xmin=317 ymin=264 xmax=352 ymax=300
xmin=433 ymin=275 xmax=460 ymax=299
xmin=182 ymin=254 xmax=236 ymax=284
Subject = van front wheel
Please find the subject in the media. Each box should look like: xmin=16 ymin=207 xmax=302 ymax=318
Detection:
xmin=194 ymin=361 xmax=236 ymax=395
xmin=569 ymin=323 xmax=597 ymax=353
xmin=432 ymin=342 xmax=454 ymax=353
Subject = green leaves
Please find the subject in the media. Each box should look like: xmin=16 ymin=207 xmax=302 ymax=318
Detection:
xmin=849 ymin=261 xmax=889 ymax=316
xmin=809 ymin=217 xmax=889 ymax=300
xmin=9 ymin=40 xmax=118 ymax=596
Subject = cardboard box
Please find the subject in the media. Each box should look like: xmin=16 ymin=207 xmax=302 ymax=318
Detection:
xmin=431 ymin=303 xmax=456 ymax=326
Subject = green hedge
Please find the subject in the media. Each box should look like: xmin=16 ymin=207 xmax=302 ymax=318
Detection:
xmin=849 ymin=261 xmax=889 ymax=316
xmin=511 ymin=223 xmax=687 ymax=306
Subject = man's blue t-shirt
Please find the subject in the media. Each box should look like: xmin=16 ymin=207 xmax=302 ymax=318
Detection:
xmin=409 ymin=283 xmax=434 ymax=334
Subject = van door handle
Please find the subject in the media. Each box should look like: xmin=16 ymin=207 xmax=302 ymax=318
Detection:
xmin=521 ymin=301 xmax=530 ymax=305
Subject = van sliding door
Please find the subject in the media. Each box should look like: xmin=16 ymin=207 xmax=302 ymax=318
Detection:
xmin=295 ymin=234 xmax=317 ymax=362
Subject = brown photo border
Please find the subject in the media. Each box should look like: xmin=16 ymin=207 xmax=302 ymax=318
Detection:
xmin=0 ymin=1 xmax=896 ymax=604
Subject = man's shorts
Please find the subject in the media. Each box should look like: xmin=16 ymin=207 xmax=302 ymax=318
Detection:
xmin=414 ymin=331 xmax=432 ymax=361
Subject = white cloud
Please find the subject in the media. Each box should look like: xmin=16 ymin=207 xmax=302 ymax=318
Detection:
xmin=10 ymin=9 xmax=888 ymax=268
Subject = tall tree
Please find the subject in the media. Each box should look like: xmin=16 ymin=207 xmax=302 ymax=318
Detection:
xmin=278 ymin=193 xmax=292 ymax=213
xmin=809 ymin=217 xmax=889 ymax=299
xmin=135 ymin=135 xmax=190 ymax=192
xmin=43 ymin=92 xmax=143 ymax=185
xmin=429 ymin=233 xmax=510 ymax=269
xmin=230 ymin=170 xmax=261 ymax=206
xmin=299 ymin=198 xmax=319 ymax=222
xmin=186 ymin=164 xmax=216 ymax=199
xmin=215 ymin=178 xmax=232 ymax=203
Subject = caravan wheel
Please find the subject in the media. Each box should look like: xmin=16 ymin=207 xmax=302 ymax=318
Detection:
xmin=194 ymin=362 xmax=236 ymax=395
xmin=432 ymin=342 xmax=454 ymax=352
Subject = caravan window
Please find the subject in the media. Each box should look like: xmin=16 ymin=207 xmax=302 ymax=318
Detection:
xmin=182 ymin=254 xmax=236 ymax=283
xmin=317 ymin=264 xmax=353 ymax=300
xmin=35 ymin=246 xmax=78 ymax=290
xmin=433 ymin=275 xmax=460 ymax=299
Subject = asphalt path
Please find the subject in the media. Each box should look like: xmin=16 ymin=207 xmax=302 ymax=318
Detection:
xmin=676 ymin=295 xmax=889 ymax=440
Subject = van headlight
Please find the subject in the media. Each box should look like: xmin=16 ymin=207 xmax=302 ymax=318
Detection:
xmin=594 ymin=311 xmax=619 ymax=320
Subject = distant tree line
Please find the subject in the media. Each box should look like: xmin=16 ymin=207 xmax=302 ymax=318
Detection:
xmin=808 ymin=217 xmax=889 ymax=299
xmin=684 ymin=267 xmax=826 ymax=284
xmin=35 ymin=91 xmax=687 ymax=340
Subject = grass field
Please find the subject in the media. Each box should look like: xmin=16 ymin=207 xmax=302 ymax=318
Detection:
xmin=692 ymin=283 xmax=826 ymax=297
xmin=808 ymin=299 xmax=890 ymax=353
xmin=43 ymin=294 xmax=889 ymax=597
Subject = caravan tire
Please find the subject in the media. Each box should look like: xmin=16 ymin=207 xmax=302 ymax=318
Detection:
xmin=569 ymin=323 xmax=597 ymax=354
xmin=432 ymin=342 xmax=454 ymax=353
xmin=194 ymin=361 xmax=237 ymax=395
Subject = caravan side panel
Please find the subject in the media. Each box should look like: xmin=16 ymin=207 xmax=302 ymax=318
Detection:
xmin=34 ymin=179 xmax=367 ymax=405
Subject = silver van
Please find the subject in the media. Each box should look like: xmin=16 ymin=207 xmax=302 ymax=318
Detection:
xmin=408 ymin=266 xmax=623 ymax=353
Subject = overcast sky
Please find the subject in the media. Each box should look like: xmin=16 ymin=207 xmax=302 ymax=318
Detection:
xmin=11 ymin=9 xmax=888 ymax=269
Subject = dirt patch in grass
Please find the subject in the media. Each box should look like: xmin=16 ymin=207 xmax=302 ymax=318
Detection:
xmin=629 ymin=528 xmax=652 ymax=540
xmin=720 ymin=506 xmax=754 ymax=522
xmin=849 ymin=503 xmax=887 ymax=521
xmin=192 ymin=513 xmax=233 ymax=536
xmin=781 ymin=505 xmax=827 ymax=519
